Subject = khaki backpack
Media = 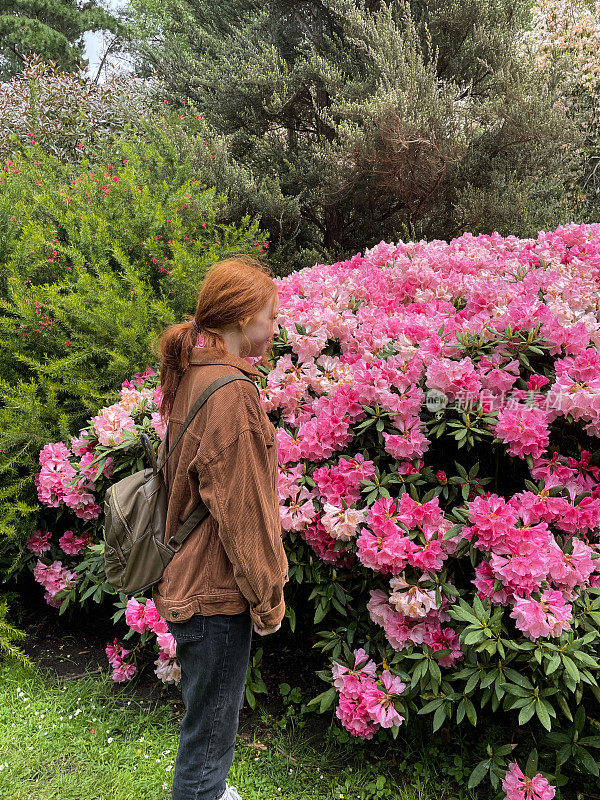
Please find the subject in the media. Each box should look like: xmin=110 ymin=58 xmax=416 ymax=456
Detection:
xmin=103 ymin=373 xmax=257 ymax=595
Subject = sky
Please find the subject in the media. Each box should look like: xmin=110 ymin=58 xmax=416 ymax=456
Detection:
xmin=83 ymin=0 xmax=133 ymax=82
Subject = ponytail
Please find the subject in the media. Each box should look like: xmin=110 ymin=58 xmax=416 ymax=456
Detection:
xmin=155 ymin=255 xmax=276 ymax=421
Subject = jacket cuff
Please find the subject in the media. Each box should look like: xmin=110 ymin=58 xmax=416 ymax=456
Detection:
xmin=251 ymin=597 xmax=285 ymax=629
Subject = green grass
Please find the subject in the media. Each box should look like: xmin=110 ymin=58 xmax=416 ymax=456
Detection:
xmin=0 ymin=660 xmax=474 ymax=800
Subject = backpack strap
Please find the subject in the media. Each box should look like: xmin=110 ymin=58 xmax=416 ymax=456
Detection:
xmin=157 ymin=373 xmax=258 ymax=473
xmin=158 ymin=372 xmax=259 ymax=552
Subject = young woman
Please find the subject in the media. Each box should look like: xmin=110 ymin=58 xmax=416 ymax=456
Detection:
xmin=153 ymin=255 xmax=288 ymax=800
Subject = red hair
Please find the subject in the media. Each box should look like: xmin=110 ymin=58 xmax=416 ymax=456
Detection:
xmin=155 ymin=255 xmax=277 ymax=420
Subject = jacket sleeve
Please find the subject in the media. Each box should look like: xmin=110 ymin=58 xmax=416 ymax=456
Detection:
xmin=194 ymin=427 xmax=288 ymax=629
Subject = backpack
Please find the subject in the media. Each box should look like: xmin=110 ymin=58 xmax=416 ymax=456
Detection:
xmin=103 ymin=373 xmax=257 ymax=595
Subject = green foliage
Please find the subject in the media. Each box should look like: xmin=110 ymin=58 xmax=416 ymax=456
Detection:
xmin=128 ymin=0 xmax=579 ymax=271
xmin=0 ymin=0 xmax=119 ymax=81
xmin=0 ymin=144 xmax=266 ymax=552
xmin=0 ymin=593 xmax=32 ymax=668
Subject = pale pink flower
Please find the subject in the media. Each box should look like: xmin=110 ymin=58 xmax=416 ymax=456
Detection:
xmin=154 ymin=651 xmax=181 ymax=684
xmin=321 ymin=503 xmax=366 ymax=541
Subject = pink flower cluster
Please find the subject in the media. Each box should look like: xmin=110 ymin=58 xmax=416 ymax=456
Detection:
xmin=502 ymin=762 xmax=555 ymax=800
xmin=106 ymin=638 xmax=137 ymax=683
xmin=122 ymin=598 xmax=180 ymax=684
xmin=33 ymin=559 xmax=77 ymax=607
xmin=333 ymin=649 xmax=406 ymax=739
xmin=367 ymin=588 xmax=462 ymax=667
xmin=510 ymin=590 xmax=573 ymax=640
xmin=34 ymin=369 xmax=165 ymax=611
xmin=35 ymin=441 xmax=101 ymax=520
xmin=356 ymin=495 xmax=453 ymax=576
xmin=465 ymin=490 xmax=599 ymax=631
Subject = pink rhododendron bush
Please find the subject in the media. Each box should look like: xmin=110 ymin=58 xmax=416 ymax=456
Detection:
xmin=29 ymin=223 xmax=600 ymax=797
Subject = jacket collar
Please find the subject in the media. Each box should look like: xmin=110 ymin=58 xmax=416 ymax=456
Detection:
xmin=188 ymin=346 xmax=261 ymax=378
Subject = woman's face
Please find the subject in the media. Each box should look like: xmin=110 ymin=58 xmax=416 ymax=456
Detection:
xmin=243 ymin=292 xmax=280 ymax=357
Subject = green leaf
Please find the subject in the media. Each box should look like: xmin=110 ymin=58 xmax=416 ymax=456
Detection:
xmin=562 ymin=655 xmax=581 ymax=683
xmin=432 ymin=704 xmax=446 ymax=732
xmin=418 ymin=698 xmax=444 ymax=715
xmin=467 ymin=760 xmax=490 ymax=789
xmin=576 ymin=746 xmax=600 ymax=777
xmin=535 ymin=700 xmax=552 ymax=731
xmin=518 ymin=703 xmax=536 ymax=726
xmin=502 ymin=683 xmax=533 ymax=699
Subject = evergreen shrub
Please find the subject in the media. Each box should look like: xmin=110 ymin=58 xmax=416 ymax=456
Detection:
xmin=0 ymin=144 xmax=267 ymax=557
xmin=28 ymin=223 xmax=600 ymax=797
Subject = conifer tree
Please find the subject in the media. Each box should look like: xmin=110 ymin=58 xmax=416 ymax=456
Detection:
xmin=0 ymin=0 xmax=119 ymax=80
xmin=129 ymin=0 xmax=580 ymax=269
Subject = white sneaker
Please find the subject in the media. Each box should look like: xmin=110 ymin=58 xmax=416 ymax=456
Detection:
xmin=219 ymin=785 xmax=243 ymax=800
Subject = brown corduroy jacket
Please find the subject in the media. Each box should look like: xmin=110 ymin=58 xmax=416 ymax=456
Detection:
xmin=152 ymin=348 xmax=288 ymax=628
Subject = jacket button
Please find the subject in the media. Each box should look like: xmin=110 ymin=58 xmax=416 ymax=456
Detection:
xmin=172 ymin=611 xmax=179 ymax=619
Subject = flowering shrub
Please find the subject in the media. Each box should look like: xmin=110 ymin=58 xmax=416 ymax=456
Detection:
xmin=30 ymin=223 xmax=600 ymax=796
xmin=0 ymin=56 xmax=155 ymax=163
xmin=0 ymin=140 xmax=266 ymax=550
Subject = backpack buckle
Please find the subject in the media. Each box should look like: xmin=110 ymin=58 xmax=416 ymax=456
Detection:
xmin=167 ymin=536 xmax=182 ymax=552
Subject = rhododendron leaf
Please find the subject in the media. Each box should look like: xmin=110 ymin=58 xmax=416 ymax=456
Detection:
xmin=504 ymin=669 xmax=533 ymax=689
xmin=502 ymin=683 xmax=532 ymax=699
xmin=465 ymin=672 xmax=480 ymax=694
xmin=432 ymin=703 xmax=446 ymax=733
xmin=545 ymin=654 xmax=561 ymax=676
xmin=111 ymin=607 xmax=126 ymax=623
xmin=454 ymin=462 xmax=468 ymax=478
xmin=284 ymin=607 xmax=296 ymax=633
xmin=80 ymin=584 xmax=97 ymax=602
xmin=418 ymin=698 xmax=444 ymax=715
xmin=572 ymin=650 xmax=599 ymax=669
xmin=562 ymin=655 xmax=581 ymax=683
xmin=442 ymin=525 xmax=462 ymax=541
xmin=480 ymin=670 xmax=498 ymax=690
xmin=518 ymin=702 xmax=536 ymax=726
xmin=575 ymin=745 xmax=599 ymax=777
xmin=465 ymin=699 xmax=477 ymax=726
xmin=314 ymin=602 xmax=328 ymax=624
xmin=411 ymin=660 xmax=428 ymax=688
xmin=525 ymin=748 xmax=539 ymax=778
xmin=536 ymin=700 xmax=552 ymax=731
xmin=467 ymin=759 xmax=490 ymax=789
xmin=555 ymin=693 xmax=573 ymax=723
xmin=463 ymin=629 xmax=485 ymax=646
xmin=331 ymin=598 xmax=346 ymax=616
xmin=581 ymin=736 xmax=600 ymax=749
xmin=574 ymin=705 xmax=586 ymax=735
xmin=510 ymin=697 xmax=532 ymax=710
xmin=315 ymin=687 xmax=336 ymax=713
xmin=429 ymin=660 xmax=442 ymax=686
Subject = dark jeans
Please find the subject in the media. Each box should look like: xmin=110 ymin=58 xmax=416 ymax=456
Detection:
xmin=166 ymin=610 xmax=252 ymax=800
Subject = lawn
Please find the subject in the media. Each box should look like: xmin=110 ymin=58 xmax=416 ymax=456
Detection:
xmin=0 ymin=659 xmax=475 ymax=800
